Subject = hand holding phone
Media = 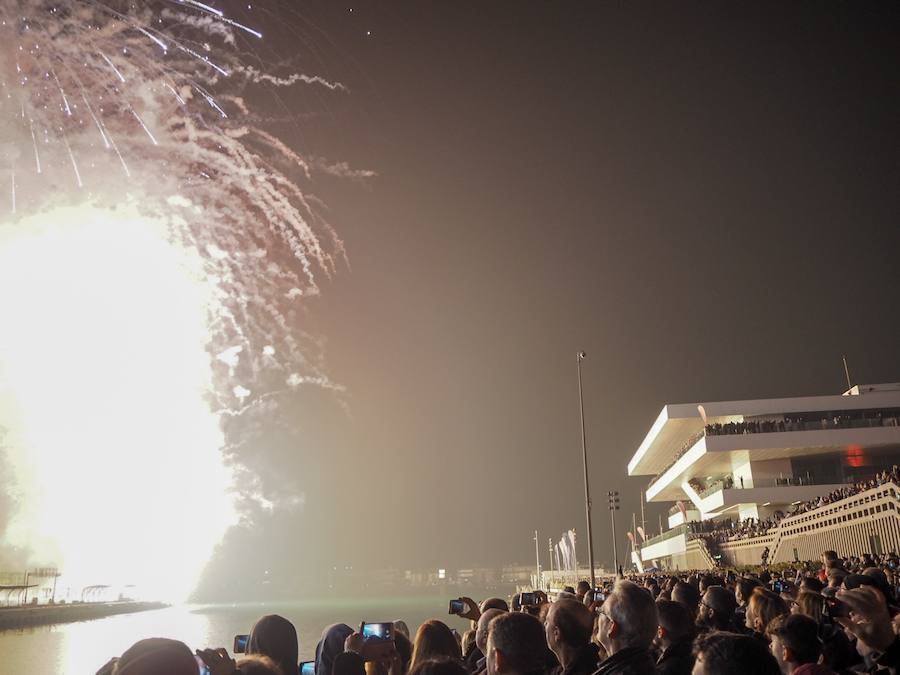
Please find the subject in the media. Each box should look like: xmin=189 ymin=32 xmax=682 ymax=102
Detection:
xmin=449 ymin=599 xmax=466 ymax=615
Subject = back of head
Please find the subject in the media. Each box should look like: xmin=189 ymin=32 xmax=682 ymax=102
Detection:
xmin=607 ymin=579 xmax=658 ymax=650
xmin=704 ymin=586 xmax=737 ymax=628
xmin=395 ymin=631 xmax=413 ymax=673
xmin=547 ymin=599 xmax=593 ymax=649
xmin=316 ymin=624 xmax=354 ymax=675
xmin=766 ymin=614 xmax=822 ymax=666
xmin=481 ymin=598 xmax=510 ymax=613
xmin=656 ymin=600 xmax=694 ymax=643
xmin=672 ymin=581 xmax=701 ymax=616
xmin=487 ymin=612 xmax=546 ymax=675
xmin=411 ymin=620 xmax=461 ymax=669
xmin=476 ymin=609 xmax=506 ymax=653
xmin=737 ymin=578 xmax=761 ymax=604
xmin=113 ymin=638 xmax=198 ymax=675
xmin=748 ymin=588 xmax=788 ymax=633
xmin=799 ymin=577 xmax=823 ymax=594
xmin=408 ymin=657 xmax=469 ymax=675
xmin=249 ymin=615 xmax=299 ymax=675
xmin=822 ymin=550 xmax=839 ymax=566
xmin=795 ymin=591 xmax=825 ymax=624
xmin=576 ymin=581 xmax=591 ymax=596
xmin=693 ymin=631 xmax=780 ymax=675
xmin=237 ymin=654 xmax=285 ymax=675
xmin=699 ymin=575 xmax=722 ymax=593
xmin=563 ymin=586 xmax=576 ymax=595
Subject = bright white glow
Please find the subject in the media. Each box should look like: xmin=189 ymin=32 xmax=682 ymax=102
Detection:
xmin=0 ymin=201 xmax=236 ymax=602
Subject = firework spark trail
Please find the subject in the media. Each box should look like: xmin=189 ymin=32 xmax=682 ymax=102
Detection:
xmin=0 ymin=0 xmax=361 ymax=599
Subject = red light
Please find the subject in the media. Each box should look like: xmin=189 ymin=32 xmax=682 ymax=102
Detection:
xmin=846 ymin=444 xmax=865 ymax=468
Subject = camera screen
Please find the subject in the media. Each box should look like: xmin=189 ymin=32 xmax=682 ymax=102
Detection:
xmin=233 ymin=635 xmax=249 ymax=654
xmin=449 ymin=599 xmax=465 ymax=614
xmin=301 ymin=662 xmax=316 ymax=675
xmin=362 ymin=622 xmax=393 ymax=640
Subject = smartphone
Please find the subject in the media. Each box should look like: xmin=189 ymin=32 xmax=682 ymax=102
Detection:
xmin=361 ymin=622 xmax=395 ymax=641
xmin=301 ymin=661 xmax=316 ymax=675
xmin=449 ymin=599 xmax=466 ymax=615
xmin=520 ymin=592 xmax=537 ymax=606
xmin=824 ymin=597 xmax=849 ymax=618
xmin=772 ymin=580 xmax=785 ymax=593
xmin=233 ymin=634 xmax=249 ymax=654
xmin=593 ymin=590 xmax=606 ymax=603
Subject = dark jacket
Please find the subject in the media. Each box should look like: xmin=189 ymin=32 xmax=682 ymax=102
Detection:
xmin=552 ymin=644 xmax=600 ymax=675
xmin=593 ymin=647 xmax=657 ymax=675
xmin=655 ymin=640 xmax=694 ymax=675
xmin=465 ymin=647 xmax=485 ymax=674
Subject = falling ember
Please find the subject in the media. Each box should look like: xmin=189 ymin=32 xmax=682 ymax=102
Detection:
xmin=0 ymin=1 xmax=350 ymax=600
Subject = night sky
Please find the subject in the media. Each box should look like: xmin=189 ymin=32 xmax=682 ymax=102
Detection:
xmin=199 ymin=1 xmax=900 ymax=594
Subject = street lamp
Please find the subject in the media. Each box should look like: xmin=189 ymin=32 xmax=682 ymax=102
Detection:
xmin=608 ymin=491 xmax=620 ymax=573
xmin=576 ymin=351 xmax=596 ymax=587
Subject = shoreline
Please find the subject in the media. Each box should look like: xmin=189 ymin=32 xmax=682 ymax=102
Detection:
xmin=0 ymin=601 xmax=168 ymax=631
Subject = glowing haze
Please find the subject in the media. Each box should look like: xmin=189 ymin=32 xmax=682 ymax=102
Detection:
xmin=0 ymin=2 xmax=345 ymax=600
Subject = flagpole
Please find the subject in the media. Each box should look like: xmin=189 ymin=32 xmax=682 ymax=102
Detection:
xmin=576 ymin=352 xmax=596 ymax=588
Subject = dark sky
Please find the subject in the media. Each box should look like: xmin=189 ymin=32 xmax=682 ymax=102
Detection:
xmin=201 ymin=1 xmax=900 ymax=592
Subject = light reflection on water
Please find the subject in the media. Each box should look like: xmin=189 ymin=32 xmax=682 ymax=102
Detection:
xmin=0 ymin=596 xmax=488 ymax=674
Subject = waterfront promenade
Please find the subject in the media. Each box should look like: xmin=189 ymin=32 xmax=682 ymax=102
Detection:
xmin=0 ymin=600 xmax=167 ymax=630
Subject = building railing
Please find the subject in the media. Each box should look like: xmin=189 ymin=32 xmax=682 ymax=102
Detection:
xmin=640 ymin=524 xmax=688 ymax=549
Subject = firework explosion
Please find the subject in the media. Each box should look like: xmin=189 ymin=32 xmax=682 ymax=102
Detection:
xmin=0 ymin=1 xmax=347 ymax=599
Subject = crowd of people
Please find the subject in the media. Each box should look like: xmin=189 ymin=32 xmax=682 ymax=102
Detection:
xmin=704 ymin=413 xmax=899 ymax=437
xmin=678 ymin=467 xmax=900 ymax=546
xmin=95 ymin=548 xmax=900 ymax=675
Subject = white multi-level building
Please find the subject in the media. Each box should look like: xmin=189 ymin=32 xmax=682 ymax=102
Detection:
xmin=628 ymin=383 xmax=900 ymax=570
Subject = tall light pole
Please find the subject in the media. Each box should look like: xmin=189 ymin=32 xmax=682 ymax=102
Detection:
xmin=577 ymin=351 xmax=596 ymax=587
xmin=608 ymin=491 xmax=620 ymax=573
xmin=533 ymin=530 xmax=541 ymax=590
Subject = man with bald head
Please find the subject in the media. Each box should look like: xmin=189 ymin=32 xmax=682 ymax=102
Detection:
xmin=466 ymin=608 xmax=506 ymax=674
xmin=545 ymin=599 xmax=598 ymax=675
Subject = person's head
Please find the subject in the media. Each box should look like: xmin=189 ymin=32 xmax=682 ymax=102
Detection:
xmin=394 ymin=621 xmax=411 ymax=640
xmin=597 ymin=579 xmax=657 ymax=656
xmin=766 ymin=614 xmax=822 ymax=675
xmin=699 ymin=576 xmax=723 ymax=593
xmin=486 ymin=612 xmax=546 ymax=675
xmin=798 ymin=577 xmax=823 ymax=594
xmin=237 ymin=655 xmax=285 ymax=675
xmin=692 ymin=631 xmax=781 ymax=675
xmin=315 ymin=624 xmax=354 ymax=675
xmin=248 ymin=615 xmax=299 ymax=675
xmin=826 ymin=567 xmax=847 ymax=588
xmin=698 ymin=587 xmax=737 ymax=631
xmin=672 ymin=582 xmax=701 ymax=621
xmin=394 ymin=632 xmax=413 ymax=675
xmin=655 ymin=599 xmax=694 ymax=650
xmin=476 ymin=609 xmax=506 ymax=653
xmin=575 ymin=581 xmax=591 ymax=600
xmin=411 ymin=621 xmax=462 ymax=670
xmin=821 ymin=550 xmax=839 ymax=568
xmin=112 ymin=638 xmax=198 ymax=675
xmin=735 ymin=578 xmax=761 ymax=607
xmin=544 ymin=599 xmax=593 ymax=660
xmin=510 ymin=594 xmax=521 ymax=612
xmin=408 ymin=658 xmax=469 ymax=675
xmin=563 ymin=586 xmax=576 ymax=595
xmin=745 ymin=588 xmax=789 ymax=635
xmin=481 ymin=598 xmax=510 ymax=613
xmin=793 ymin=591 xmax=824 ymax=624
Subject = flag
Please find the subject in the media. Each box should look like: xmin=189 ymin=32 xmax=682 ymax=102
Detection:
xmin=637 ymin=526 xmax=646 ymax=541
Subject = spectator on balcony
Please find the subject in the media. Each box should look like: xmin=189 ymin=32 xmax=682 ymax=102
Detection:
xmin=698 ymin=587 xmax=738 ymax=633
xmin=654 ymin=600 xmax=695 ymax=675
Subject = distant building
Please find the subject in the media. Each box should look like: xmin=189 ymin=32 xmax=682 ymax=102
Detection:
xmin=628 ymin=383 xmax=900 ymax=569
